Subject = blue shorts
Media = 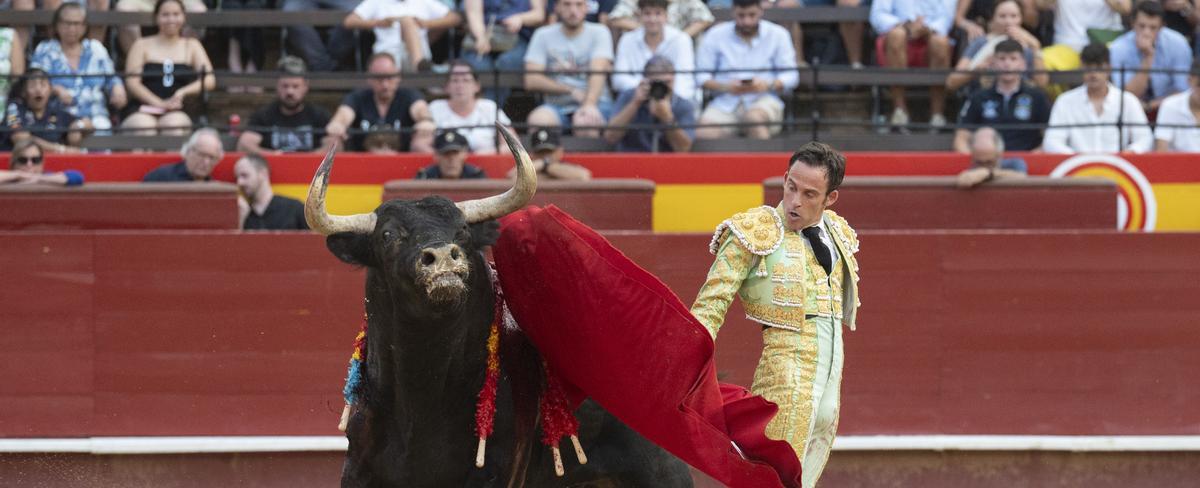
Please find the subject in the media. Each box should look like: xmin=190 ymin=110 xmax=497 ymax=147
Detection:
xmin=536 ymin=100 xmax=617 ymax=129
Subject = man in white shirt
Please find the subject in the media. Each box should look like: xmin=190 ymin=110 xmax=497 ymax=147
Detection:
xmin=1044 ymin=43 xmax=1154 ymax=154
xmin=343 ymin=0 xmax=462 ymax=71
xmin=1154 ymin=61 xmax=1200 ymax=152
xmin=524 ymin=0 xmax=615 ymax=138
xmin=694 ymin=0 xmax=798 ymax=140
xmin=612 ymin=0 xmax=697 ymax=102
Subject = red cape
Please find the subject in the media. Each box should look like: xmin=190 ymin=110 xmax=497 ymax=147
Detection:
xmin=494 ymin=206 xmax=802 ymax=488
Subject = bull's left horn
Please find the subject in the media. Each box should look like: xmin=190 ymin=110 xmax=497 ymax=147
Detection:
xmin=456 ymin=123 xmax=537 ymax=224
xmin=305 ymin=144 xmax=378 ymax=235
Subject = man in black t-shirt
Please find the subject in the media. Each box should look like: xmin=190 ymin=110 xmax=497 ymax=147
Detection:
xmin=325 ymin=53 xmax=435 ymax=153
xmin=236 ymin=57 xmax=332 ymax=154
xmin=234 ymin=153 xmax=308 ymax=230
xmin=954 ymin=40 xmax=1052 ymax=153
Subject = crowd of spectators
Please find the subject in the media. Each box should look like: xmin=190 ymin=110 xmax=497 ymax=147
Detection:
xmin=2 ymin=0 xmax=1200 ymax=158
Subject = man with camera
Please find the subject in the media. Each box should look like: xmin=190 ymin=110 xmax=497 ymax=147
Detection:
xmin=603 ymin=55 xmax=696 ymax=152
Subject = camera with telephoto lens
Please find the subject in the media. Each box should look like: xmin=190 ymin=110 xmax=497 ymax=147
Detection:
xmin=648 ymin=80 xmax=670 ymax=101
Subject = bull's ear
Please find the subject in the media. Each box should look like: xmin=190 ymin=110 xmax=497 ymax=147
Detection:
xmin=469 ymin=221 xmax=501 ymax=249
xmin=326 ymin=233 xmax=374 ymax=266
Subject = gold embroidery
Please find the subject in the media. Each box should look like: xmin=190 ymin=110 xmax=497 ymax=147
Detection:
xmin=745 ymin=302 xmax=806 ymax=330
xmin=751 ymin=325 xmax=818 ymax=461
xmin=713 ymin=206 xmax=784 ymax=256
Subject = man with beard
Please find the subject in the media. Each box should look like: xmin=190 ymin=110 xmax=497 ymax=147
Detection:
xmin=694 ymin=0 xmax=797 ymax=140
xmin=237 ymin=56 xmax=332 ymax=154
xmin=325 ymin=52 xmax=435 ymax=152
xmin=523 ymin=0 xmax=615 ymax=137
xmin=233 ymin=153 xmax=308 ymax=230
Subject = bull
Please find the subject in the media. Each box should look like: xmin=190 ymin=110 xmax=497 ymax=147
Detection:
xmin=305 ymin=126 xmax=693 ymax=487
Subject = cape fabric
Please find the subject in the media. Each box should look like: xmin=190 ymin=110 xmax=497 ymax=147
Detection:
xmin=493 ymin=205 xmax=802 ymax=488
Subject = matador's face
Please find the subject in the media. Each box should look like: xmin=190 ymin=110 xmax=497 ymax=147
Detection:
xmin=781 ymin=163 xmax=838 ymax=232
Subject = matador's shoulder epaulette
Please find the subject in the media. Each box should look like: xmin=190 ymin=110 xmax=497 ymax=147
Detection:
xmin=709 ymin=206 xmax=784 ymax=256
xmin=823 ymin=209 xmax=860 ymax=254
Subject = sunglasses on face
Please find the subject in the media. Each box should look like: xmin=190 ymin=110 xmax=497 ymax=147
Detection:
xmin=13 ymin=156 xmax=44 ymax=165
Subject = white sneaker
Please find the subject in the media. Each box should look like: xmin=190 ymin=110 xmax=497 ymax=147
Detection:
xmin=889 ymin=108 xmax=910 ymax=134
xmin=929 ymin=113 xmax=947 ymax=133
xmin=850 ymin=61 xmax=864 ymax=70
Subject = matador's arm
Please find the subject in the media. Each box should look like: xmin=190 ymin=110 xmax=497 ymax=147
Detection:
xmin=690 ymin=232 xmax=755 ymax=340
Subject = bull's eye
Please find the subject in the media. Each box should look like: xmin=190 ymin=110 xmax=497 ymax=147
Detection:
xmin=382 ymin=230 xmax=393 ymax=240
xmin=450 ymin=248 xmax=461 ymax=260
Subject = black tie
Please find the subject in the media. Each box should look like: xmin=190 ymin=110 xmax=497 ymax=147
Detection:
xmin=802 ymin=226 xmax=832 ymax=276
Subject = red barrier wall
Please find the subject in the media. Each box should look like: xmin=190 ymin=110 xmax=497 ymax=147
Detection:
xmin=0 ymin=183 xmax=239 ymax=231
xmin=2 ymin=230 xmax=1199 ymax=438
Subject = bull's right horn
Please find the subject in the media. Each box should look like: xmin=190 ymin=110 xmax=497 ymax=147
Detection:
xmin=456 ymin=123 xmax=537 ymax=224
xmin=305 ymin=144 xmax=378 ymax=235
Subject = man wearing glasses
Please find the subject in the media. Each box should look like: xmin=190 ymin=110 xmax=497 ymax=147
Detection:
xmin=0 ymin=139 xmax=85 ymax=186
xmin=143 ymin=128 xmax=224 ymax=182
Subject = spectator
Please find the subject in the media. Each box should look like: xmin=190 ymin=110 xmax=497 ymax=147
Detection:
xmin=115 ymin=0 xmax=207 ymax=54
xmin=506 ymin=127 xmax=593 ymax=180
xmin=1154 ymin=60 xmax=1200 ymax=151
xmin=415 ymin=130 xmax=488 ymax=179
xmin=0 ymin=26 xmax=26 ymax=114
xmin=461 ymin=0 xmax=545 ymax=104
xmin=957 ymin=126 xmax=1028 ymax=188
xmin=1110 ymin=1 xmax=1194 ymax=110
xmin=955 ymin=0 xmax=1039 ymax=43
xmin=234 ymin=154 xmax=309 ymax=230
xmin=1039 ymin=0 xmax=1130 ymax=73
xmin=1044 ymin=43 xmax=1154 ymax=153
xmin=612 ymin=0 xmax=697 ymax=102
xmin=280 ymin=0 xmax=359 ymax=72
xmin=607 ymin=0 xmax=714 ymax=39
xmin=32 ymin=3 xmax=128 ymax=133
xmin=524 ymin=0 xmax=615 ymax=137
xmin=954 ymin=40 xmax=1052 ymax=153
xmin=222 ymin=0 xmax=268 ymax=92
xmin=775 ymin=0 xmax=866 ymax=69
xmin=324 ymin=53 xmax=435 ymax=153
xmin=605 ymin=55 xmax=696 ymax=152
xmin=362 ymin=125 xmax=405 ymax=154
xmin=870 ymin=0 xmax=956 ymax=131
xmin=143 ymin=127 xmax=225 ymax=182
xmin=428 ymin=61 xmax=514 ymax=155
xmin=694 ymin=0 xmax=798 ymax=140
xmin=1160 ymin=0 xmax=1199 ymax=53
xmin=547 ymin=0 xmax=617 ymax=24
xmin=344 ymin=0 xmax=461 ymax=71
xmin=2 ymin=68 xmax=88 ymax=153
xmin=0 ymin=139 xmax=85 ymax=186
xmin=947 ymin=0 xmax=1049 ymax=92
xmin=237 ymin=56 xmax=332 ymax=154
xmin=121 ymin=0 xmax=216 ymax=136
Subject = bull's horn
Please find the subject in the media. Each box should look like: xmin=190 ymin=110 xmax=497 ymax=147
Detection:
xmin=305 ymin=144 xmax=378 ymax=235
xmin=456 ymin=123 xmax=537 ymax=224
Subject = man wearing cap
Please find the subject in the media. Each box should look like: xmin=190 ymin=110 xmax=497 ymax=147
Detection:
xmin=415 ymin=130 xmax=488 ymax=179
xmin=236 ymin=56 xmax=332 ymax=154
xmin=507 ymin=127 xmax=593 ymax=180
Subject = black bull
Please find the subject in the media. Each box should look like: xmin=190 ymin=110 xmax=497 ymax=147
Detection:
xmin=305 ymin=127 xmax=693 ymax=487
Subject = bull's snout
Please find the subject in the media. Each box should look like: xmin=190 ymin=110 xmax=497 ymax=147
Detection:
xmin=417 ymin=243 xmax=470 ymax=304
xmin=420 ymin=243 xmax=465 ymax=270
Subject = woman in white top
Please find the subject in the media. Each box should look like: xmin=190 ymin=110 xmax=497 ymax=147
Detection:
xmin=1154 ymin=64 xmax=1200 ymax=152
xmin=428 ymin=61 xmax=514 ymax=154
